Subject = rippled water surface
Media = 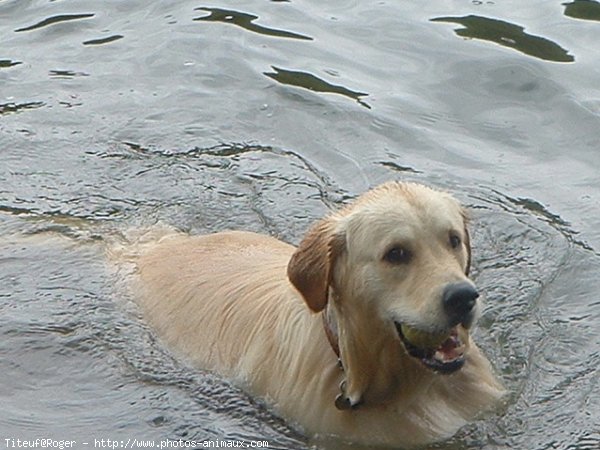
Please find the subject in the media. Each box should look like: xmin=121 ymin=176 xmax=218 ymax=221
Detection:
xmin=2 ymin=0 xmax=600 ymax=449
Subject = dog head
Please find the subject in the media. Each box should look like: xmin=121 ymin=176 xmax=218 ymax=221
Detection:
xmin=288 ymin=182 xmax=477 ymax=408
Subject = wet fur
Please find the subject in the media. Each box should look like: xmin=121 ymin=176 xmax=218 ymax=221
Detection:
xmin=129 ymin=182 xmax=504 ymax=447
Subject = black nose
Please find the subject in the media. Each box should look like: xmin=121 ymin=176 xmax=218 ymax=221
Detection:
xmin=443 ymin=282 xmax=479 ymax=326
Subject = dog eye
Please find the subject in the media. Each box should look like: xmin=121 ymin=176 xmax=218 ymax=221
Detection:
xmin=449 ymin=234 xmax=461 ymax=249
xmin=383 ymin=246 xmax=412 ymax=264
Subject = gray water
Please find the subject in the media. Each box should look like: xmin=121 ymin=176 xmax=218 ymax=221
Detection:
xmin=1 ymin=0 xmax=600 ymax=449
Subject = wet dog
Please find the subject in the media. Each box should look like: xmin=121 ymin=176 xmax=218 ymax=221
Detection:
xmin=130 ymin=181 xmax=504 ymax=447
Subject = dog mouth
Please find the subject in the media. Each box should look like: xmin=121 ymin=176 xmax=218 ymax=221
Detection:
xmin=395 ymin=322 xmax=466 ymax=374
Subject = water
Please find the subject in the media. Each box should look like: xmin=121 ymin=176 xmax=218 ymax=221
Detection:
xmin=1 ymin=0 xmax=599 ymax=448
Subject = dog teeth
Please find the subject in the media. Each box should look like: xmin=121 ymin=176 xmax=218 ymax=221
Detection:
xmin=434 ymin=342 xmax=466 ymax=362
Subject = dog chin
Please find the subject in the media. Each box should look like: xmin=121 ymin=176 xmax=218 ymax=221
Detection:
xmin=395 ymin=322 xmax=468 ymax=375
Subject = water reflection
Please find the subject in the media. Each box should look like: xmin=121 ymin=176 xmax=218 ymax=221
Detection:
xmin=49 ymin=70 xmax=89 ymax=78
xmin=379 ymin=161 xmax=422 ymax=174
xmin=511 ymin=196 xmax=571 ymax=228
xmin=0 ymin=102 xmax=45 ymax=115
xmin=431 ymin=15 xmax=574 ymax=62
xmin=489 ymin=190 xmax=597 ymax=255
xmin=0 ymin=59 xmax=22 ymax=68
xmin=194 ymin=7 xmax=312 ymax=41
xmin=264 ymin=66 xmax=370 ymax=108
xmin=14 ymin=13 xmax=95 ymax=33
xmin=83 ymin=35 xmax=124 ymax=46
xmin=564 ymin=0 xmax=600 ymax=21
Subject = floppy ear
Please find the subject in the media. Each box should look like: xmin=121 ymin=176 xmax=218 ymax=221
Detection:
xmin=462 ymin=211 xmax=472 ymax=276
xmin=287 ymin=219 xmax=345 ymax=312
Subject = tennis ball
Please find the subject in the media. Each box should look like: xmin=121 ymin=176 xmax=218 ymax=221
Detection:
xmin=401 ymin=324 xmax=448 ymax=350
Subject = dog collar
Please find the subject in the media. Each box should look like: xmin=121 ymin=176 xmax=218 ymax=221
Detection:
xmin=322 ymin=305 xmax=340 ymax=359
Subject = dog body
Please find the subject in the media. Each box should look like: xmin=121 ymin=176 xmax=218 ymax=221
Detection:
xmin=133 ymin=182 xmax=504 ymax=447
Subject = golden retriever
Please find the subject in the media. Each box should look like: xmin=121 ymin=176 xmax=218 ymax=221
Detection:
xmin=129 ymin=181 xmax=504 ymax=447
